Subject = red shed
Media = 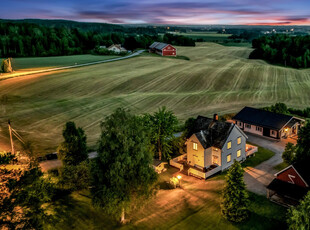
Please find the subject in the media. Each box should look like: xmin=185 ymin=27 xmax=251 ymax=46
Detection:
xmin=267 ymin=162 xmax=310 ymax=206
xmin=149 ymin=42 xmax=177 ymax=56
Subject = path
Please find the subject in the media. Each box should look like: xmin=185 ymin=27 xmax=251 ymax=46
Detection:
xmin=0 ymin=50 xmax=145 ymax=81
xmin=244 ymin=133 xmax=296 ymax=195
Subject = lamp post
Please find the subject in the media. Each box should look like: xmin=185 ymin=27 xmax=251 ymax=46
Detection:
xmin=177 ymin=175 xmax=182 ymax=188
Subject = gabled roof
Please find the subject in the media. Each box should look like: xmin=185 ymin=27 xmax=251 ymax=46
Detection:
xmin=149 ymin=42 xmax=169 ymax=50
xmin=152 ymin=159 xmax=165 ymax=167
xmin=275 ymin=162 xmax=310 ymax=187
xmin=293 ymin=162 xmax=310 ymax=186
xmin=233 ymin=106 xmax=293 ymax=130
xmin=190 ymin=116 xmax=241 ymax=149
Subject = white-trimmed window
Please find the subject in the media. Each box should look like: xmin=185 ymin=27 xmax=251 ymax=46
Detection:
xmin=193 ymin=142 xmax=198 ymax=150
xmin=227 ymin=141 xmax=232 ymax=150
xmin=256 ymin=126 xmax=262 ymax=132
xmin=237 ymin=149 xmax=241 ymax=158
xmin=227 ymin=154 xmax=231 ymax=163
xmin=237 ymin=137 xmax=241 ymax=145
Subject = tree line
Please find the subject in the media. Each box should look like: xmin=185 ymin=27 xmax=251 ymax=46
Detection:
xmin=0 ymin=22 xmax=195 ymax=58
xmin=249 ymin=34 xmax=310 ymax=68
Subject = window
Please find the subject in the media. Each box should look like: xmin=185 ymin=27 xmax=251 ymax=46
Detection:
xmin=245 ymin=124 xmax=251 ymax=129
xmin=227 ymin=141 xmax=232 ymax=150
xmin=256 ymin=126 xmax=262 ymax=132
xmin=193 ymin=142 xmax=198 ymax=150
xmin=237 ymin=137 xmax=241 ymax=145
xmin=227 ymin=154 xmax=231 ymax=163
xmin=237 ymin=150 xmax=241 ymax=158
xmin=212 ymin=155 xmax=219 ymax=165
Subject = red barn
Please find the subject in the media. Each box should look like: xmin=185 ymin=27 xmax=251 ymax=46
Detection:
xmin=267 ymin=162 xmax=309 ymax=206
xmin=149 ymin=42 xmax=177 ymax=56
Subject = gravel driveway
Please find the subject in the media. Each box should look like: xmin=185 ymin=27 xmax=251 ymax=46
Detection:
xmin=244 ymin=133 xmax=296 ymax=195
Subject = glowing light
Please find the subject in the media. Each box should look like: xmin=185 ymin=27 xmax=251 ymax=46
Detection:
xmin=177 ymin=175 xmax=182 ymax=180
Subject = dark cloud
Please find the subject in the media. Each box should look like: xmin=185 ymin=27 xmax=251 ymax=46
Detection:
xmin=1 ymin=0 xmax=310 ymax=25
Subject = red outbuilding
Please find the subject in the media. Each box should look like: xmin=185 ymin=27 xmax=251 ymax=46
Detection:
xmin=267 ymin=162 xmax=309 ymax=206
xmin=149 ymin=42 xmax=177 ymax=56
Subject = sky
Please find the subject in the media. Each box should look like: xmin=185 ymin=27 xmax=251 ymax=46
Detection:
xmin=1 ymin=0 xmax=310 ymax=25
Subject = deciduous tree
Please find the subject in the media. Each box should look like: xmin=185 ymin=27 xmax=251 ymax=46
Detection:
xmin=287 ymin=191 xmax=310 ymax=230
xmin=91 ymin=108 xmax=157 ymax=223
xmin=57 ymin=121 xmax=88 ymax=166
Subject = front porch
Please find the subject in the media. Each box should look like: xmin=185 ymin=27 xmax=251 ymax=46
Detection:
xmin=188 ymin=164 xmax=222 ymax=179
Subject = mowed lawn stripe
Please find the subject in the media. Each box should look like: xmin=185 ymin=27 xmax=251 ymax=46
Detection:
xmin=1 ymin=42 xmax=310 ymax=152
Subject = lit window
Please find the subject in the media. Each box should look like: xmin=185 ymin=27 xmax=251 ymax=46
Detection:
xmin=227 ymin=141 xmax=232 ymax=150
xmin=237 ymin=150 xmax=241 ymax=158
xmin=237 ymin=137 xmax=241 ymax=145
xmin=227 ymin=154 xmax=231 ymax=163
xmin=193 ymin=142 xmax=198 ymax=150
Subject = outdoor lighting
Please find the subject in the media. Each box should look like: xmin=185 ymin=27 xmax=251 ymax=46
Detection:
xmin=177 ymin=175 xmax=182 ymax=188
xmin=285 ymin=128 xmax=288 ymax=132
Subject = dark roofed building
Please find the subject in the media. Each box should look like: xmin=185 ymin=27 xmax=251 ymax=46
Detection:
xmin=233 ymin=106 xmax=304 ymax=139
xmin=149 ymin=42 xmax=177 ymax=56
xmin=267 ymin=162 xmax=310 ymax=206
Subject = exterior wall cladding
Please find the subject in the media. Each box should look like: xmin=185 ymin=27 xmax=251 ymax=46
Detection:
xmin=162 ymin=45 xmax=176 ymax=56
xmin=221 ymin=126 xmax=247 ymax=171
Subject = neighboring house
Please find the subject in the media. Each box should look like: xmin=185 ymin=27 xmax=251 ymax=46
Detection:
xmin=99 ymin=45 xmax=106 ymax=49
xmin=171 ymin=114 xmax=251 ymax=179
xmin=152 ymin=160 xmax=167 ymax=174
xmin=149 ymin=42 xmax=177 ymax=56
xmin=267 ymin=162 xmax=310 ymax=206
xmin=107 ymin=44 xmax=127 ymax=53
xmin=233 ymin=107 xmax=304 ymax=139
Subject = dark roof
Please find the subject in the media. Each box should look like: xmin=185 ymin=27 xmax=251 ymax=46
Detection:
xmin=293 ymin=162 xmax=310 ymax=186
xmin=149 ymin=42 xmax=169 ymax=50
xmin=233 ymin=106 xmax=293 ymax=130
xmin=152 ymin=159 xmax=164 ymax=167
xmin=190 ymin=116 xmax=235 ymax=149
xmin=267 ymin=179 xmax=309 ymax=200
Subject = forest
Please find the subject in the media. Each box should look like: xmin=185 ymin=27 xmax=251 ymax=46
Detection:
xmin=0 ymin=21 xmax=195 ymax=58
xmin=249 ymin=34 xmax=310 ymax=68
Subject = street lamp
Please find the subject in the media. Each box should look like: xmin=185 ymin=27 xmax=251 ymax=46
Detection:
xmin=177 ymin=175 xmax=182 ymax=187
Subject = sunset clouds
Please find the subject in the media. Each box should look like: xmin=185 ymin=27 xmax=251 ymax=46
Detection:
xmin=1 ymin=0 xmax=309 ymax=25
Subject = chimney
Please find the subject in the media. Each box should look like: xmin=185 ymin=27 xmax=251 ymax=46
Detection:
xmin=213 ymin=114 xmax=218 ymax=121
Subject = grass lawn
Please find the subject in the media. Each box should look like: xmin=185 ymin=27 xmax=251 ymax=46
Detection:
xmin=48 ymin=166 xmax=286 ymax=230
xmin=1 ymin=42 xmax=310 ymax=153
xmin=274 ymin=162 xmax=289 ymax=171
xmin=242 ymin=146 xmax=275 ymax=168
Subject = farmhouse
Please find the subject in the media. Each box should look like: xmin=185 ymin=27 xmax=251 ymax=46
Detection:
xmin=170 ymin=115 xmax=256 ymax=179
xmin=107 ymin=44 xmax=127 ymax=53
xmin=149 ymin=42 xmax=177 ymax=56
xmin=267 ymin=162 xmax=310 ymax=206
xmin=233 ymin=107 xmax=304 ymax=139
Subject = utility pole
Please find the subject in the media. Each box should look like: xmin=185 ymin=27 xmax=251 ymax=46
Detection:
xmin=8 ymin=119 xmax=14 ymax=155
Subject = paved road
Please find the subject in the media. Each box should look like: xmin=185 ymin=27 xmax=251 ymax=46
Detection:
xmin=0 ymin=50 xmax=145 ymax=81
xmin=244 ymin=133 xmax=296 ymax=195
xmin=40 ymin=151 xmax=98 ymax=172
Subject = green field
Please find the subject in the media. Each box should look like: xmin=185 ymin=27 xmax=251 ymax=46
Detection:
xmin=178 ymin=32 xmax=232 ymax=41
xmin=2 ymin=54 xmax=118 ymax=72
xmin=1 ymin=42 xmax=310 ymax=152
